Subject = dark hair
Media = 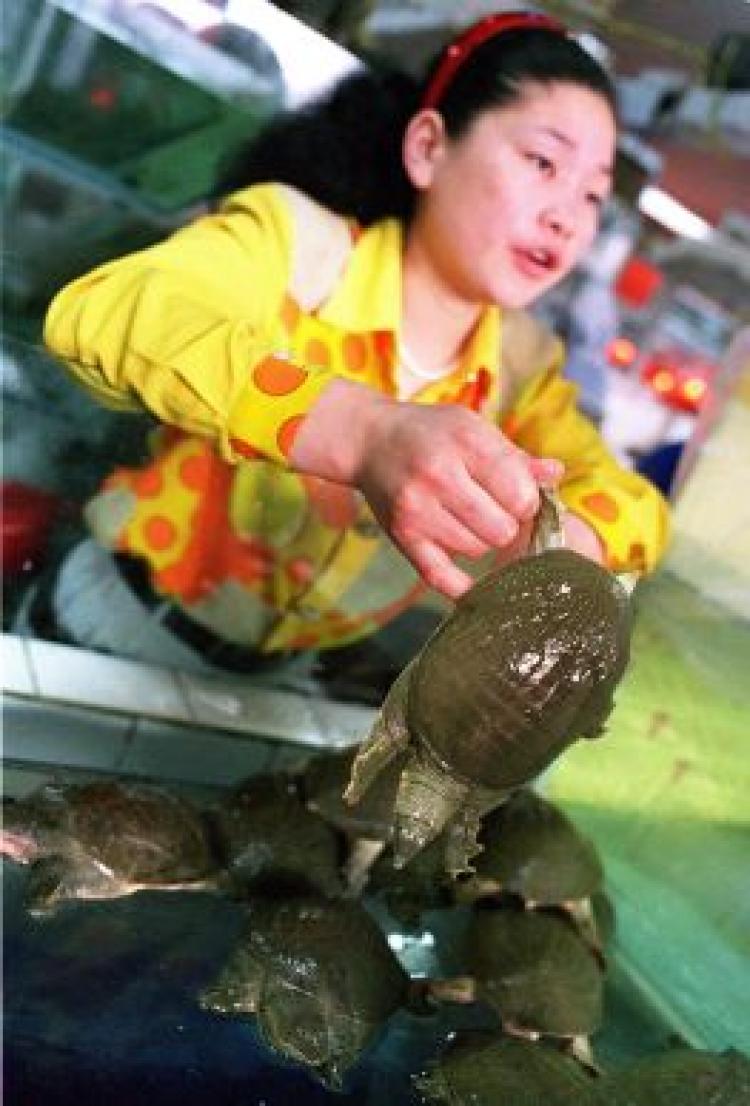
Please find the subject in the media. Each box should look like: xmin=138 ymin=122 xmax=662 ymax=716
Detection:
xmin=217 ymin=27 xmax=616 ymax=225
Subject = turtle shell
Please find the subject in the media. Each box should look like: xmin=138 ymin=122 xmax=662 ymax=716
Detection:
xmin=2 ymin=780 xmax=216 ymax=886
xmin=200 ymin=892 xmax=410 ymax=1088
xmin=209 ymin=773 xmax=343 ymax=898
xmin=468 ymin=906 xmax=604 ymax=1038
xmin=408 ymin=550 xmax=631 ymax=789
xmin=475 ymin=789 xmax=604 ymax=904
xmin=415 ymin=1032 xmax=604 ymax=1106
xmin=601 ymin=1047 xmax=750 ymax=1106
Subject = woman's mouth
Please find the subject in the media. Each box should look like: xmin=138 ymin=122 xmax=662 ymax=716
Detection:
xmin=511 ymin=246 xmax=559 ymax=280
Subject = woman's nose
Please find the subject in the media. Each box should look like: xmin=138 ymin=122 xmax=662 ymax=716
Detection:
xmin=540 ymin=206 xmax=574 ymax=239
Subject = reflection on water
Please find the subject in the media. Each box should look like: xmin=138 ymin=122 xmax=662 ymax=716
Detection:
xmin=4 ymin=859 xmax=684 ymax=1106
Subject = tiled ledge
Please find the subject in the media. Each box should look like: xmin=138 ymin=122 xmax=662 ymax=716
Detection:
xmin=1 ymin=633 xmax=375 ymax=750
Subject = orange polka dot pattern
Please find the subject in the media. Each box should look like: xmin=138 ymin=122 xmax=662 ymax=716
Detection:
xmin=225 ymin=294 xmax=400 ymax=463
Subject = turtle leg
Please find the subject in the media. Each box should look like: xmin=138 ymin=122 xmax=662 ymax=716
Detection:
xmin=566 ymin=1034 xmax=599 ymax=1073
xmin=199 ymin=944 xmax=261 ymax=1015
xmin=343 ymin=836 xmax=386 ymax=897
xmin=25 ymin=855 xmax=116 ymax=915
xmin=343 ymin=664 xmax=413 ymax=806
xmin=444 ymin=788 xmax=510 ymax=878
xmin=417 ymin=976 xmax=477 ymax=1005
xmin=564 ymin=897 xmax=604 ymax=961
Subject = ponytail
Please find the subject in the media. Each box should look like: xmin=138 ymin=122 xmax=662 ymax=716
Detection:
xmin=215 ymin=66 xmax=420 ymax=225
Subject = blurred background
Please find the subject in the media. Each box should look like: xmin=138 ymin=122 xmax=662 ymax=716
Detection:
xmin=2 ymin=4 xmax=749 ymax=1103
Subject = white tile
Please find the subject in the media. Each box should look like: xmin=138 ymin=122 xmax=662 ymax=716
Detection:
xmin=119 ymin=719 xmax=276 ymax=787
xmin=1 ymin=634 xmax=36 ymax=695
xmin=309 ymin=698 xmax=375 ymax=749
xmin=3 ymin=698 xmax=131 ymax=771
xmin=25 ymin=640 xmax=190 ymax=721
xmin=178 ymin=672 xmax=326 ymax=746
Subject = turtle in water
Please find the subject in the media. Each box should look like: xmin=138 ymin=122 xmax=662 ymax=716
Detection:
xmin=458 ymin=904 xmax=605 ymax=1068
xmin=199 ymin=889 xmax=426 ymax=1089
xmin=415 ymin=1032 xmax=604 ymax=1106
xmin=208 ymin=772 xmax=344 ymax=899
xmin=600 ymin=1047 xmax=750 ymax=1105
xmin=1 ymin=780 xmax=219 ymax=915
xmin=302 ymin=747 xmax=406 ymax=894
xmin=367 ymin=832 xmax=454 ymax=929
xmin=456 ymin=788 xmax=606 ymax=953
xmin=345 ymin=490 xmax=634 ymax=873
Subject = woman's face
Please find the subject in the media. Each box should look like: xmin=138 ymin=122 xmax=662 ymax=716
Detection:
xmin=406 ymin=81 xmax=616 ymax=310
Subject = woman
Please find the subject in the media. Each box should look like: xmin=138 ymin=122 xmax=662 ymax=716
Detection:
xmin=39 ymin=11 xmax=668 ymax=680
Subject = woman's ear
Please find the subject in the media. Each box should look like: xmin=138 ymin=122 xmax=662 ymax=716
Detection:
xmin=402 ymin=109 xmax=448 ymax=190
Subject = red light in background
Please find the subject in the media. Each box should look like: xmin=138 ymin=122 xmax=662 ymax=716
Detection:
xmin=641 ymin=348 xmax=715 ymax=414
xmin=615 ymin=257 xmax=664 ymax=308
xmin=89 ymin=85 xmax=117 ymax=110
xmin=606 ymin=337 xmax=639 ymax=368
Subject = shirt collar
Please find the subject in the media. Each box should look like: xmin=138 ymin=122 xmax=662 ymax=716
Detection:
xmin=318 ymin=217 xmax=403 ymax=333
xmin=318 ymin=215 xmax=501 ymax=385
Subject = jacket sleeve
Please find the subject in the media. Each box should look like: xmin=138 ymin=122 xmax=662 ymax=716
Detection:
xmin=43 ymin=184 xmax=340 ymax=465
xmin=499 ymin=310 xmax=670 ymax=573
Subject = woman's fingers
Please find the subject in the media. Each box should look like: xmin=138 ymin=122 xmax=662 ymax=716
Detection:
xmin=292 ymin=381 xmax=570 ymax=596
xmin=406 ymin=538 xmax=476 ymax=600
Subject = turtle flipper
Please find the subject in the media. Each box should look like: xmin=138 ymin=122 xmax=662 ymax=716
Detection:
xmin=344 ymin=663 xmax=412 ymax=806
xmin=443 ymin=789 xmax=508 ymax=877
xmin=25 ymin=854 xmax=114 ymax=915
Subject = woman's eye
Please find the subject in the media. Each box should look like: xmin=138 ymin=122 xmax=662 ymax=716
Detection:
xmin=586 ymin=193 xmax=604 ymax=209
xmin=526 ymin=153 xmax=554 ymax=174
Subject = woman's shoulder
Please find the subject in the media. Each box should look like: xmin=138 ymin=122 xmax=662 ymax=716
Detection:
xmin=500 ymin=307 xmax=564 ymax=381
xmin=221 ymin=182 xmax=359 ymax=312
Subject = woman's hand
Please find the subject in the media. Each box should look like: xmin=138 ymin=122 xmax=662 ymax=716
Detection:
xmin=291 ymin=379 xmax=565 ymax=599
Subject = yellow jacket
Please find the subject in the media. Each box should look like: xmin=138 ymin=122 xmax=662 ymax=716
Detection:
xmin=45 ymin=183 xmax=669 ymax=652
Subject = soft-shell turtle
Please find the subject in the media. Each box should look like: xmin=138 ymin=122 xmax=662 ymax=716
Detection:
xmin=600 ymin=1047 xmax=750 ymax=1105
xmin=345 ymin=491 xmax=633 ymax=873
xmin=302 ymin=747 xmax=405 ymax=893
xmin=457 ymin=788 xmax=605 ymax=950
xmin=199 ymin=891 xmax=420 ymax=1088
xmin=415 ymin=1032 xmax=604 ymax=1106
xmin=368 ymin=833 xmax=453 ymax=929
xmin=208 ymin=772 xmax=343 ymax=898
xmin=461 ymin=905 xmax=605 ymax=1067
xmin=1 ymin=780 xmax=218 ymax=915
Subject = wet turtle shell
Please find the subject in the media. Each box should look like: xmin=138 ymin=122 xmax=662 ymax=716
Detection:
xmin=410 ymin=549 xmax=631 ymax=791
xmin=1 ymin=780 xmax=218 ymax=914
xmin=460 ymin=788 xmax=607 ymax=953
xmin=209 ymin=773 xmax=343 ymax=898
xmin=199 ymin=891 xmax=412 ymax=1088
xmin=469 ymin=789 xmax=604 ymax=906
xmin=467 ymin=905 xmax=604 ymax=1050
xmin=600 ymin=1047 xmax=750 ymax=1105
xmin=415 ymin=1032 xmax=604 ymax=1105
xmin=368 ymin=832 xmax=453 ymax=929
xmin=345 ymin=492 xmax=633 ymax=873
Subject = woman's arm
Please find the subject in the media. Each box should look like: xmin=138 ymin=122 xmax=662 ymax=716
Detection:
xmin=43 ymin=184 xmax=340 ymax=465
xmin=503 ymin=361 xmax=670 ymax=574
xmin=291 ymin=377 xmax=564 ymax=598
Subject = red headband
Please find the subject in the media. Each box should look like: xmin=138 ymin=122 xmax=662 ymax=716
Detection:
xmin=421 ymin=11 xmax=568 ymax=111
